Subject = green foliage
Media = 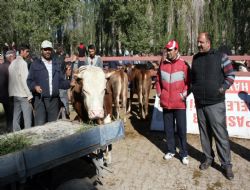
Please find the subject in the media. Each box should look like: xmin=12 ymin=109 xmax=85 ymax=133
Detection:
xmin=0 ymin=0 xmax=248 ymax=55
xmin=77 ymin=123 xmax=98 ymax=133
xmin=0 ymin=134 xmax=32 ymax=156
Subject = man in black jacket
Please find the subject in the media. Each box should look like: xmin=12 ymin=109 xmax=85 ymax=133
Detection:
xmin=191 ymin=32 xmax=235 ymax=180
xmin=27 ymin=40 xmax=70 ymax=126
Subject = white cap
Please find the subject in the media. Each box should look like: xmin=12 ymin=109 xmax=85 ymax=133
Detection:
xmin=41 ymin=40 xmax=53 ymax=49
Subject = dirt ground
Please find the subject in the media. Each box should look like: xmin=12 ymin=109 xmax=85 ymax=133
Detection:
xmin=1 ymin=89 xmax=250 ymax=190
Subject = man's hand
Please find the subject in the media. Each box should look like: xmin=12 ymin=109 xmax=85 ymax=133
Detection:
xmin=65 ymin=66 xmax=72 ymax=78
xmin=218 ymin=87 xmax=226 ymax=94
xmin=180 ymin=93 xmax=186 ymax=101
xmin=35 ymin=86 xmax=42 ymax=94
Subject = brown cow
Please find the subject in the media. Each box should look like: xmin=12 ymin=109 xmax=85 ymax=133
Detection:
xmin=104 ymin=69 xmax=128 ymax=122
xmin=127 ymin=65 xmax=152 ymax=119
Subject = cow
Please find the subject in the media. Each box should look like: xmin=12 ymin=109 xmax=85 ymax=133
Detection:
xmin=104 ymin=69 xmax=128 ymax=122
xmin=70 ymin=66 xmax=129 ymax=166
xmin=71 ymin=67 xmax=128 ymax=124
xmin=70 ymin=66 xmax=106 ymax=124
xmin=70 ymin=65 xmax=113 ymax=167
xmin=127 ymin=64 xmax=152 ymax=120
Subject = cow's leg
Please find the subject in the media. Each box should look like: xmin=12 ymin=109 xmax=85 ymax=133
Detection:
xmin=143 ymin=86 xmax=151 ymax=119
xmin=138 ymin=87 xmax=144 ymax=119
xmin=103 ymin=92 xmax=113 ymax=124
xmin=114 ymin=93 xmax=120 ymax=120
xmin=103 ymin=144 xmax=112 ymax=166
xmin=143 ymin=95 xmax=149 ymax=120
xmin=121 ymin=89 xmax=128 ymax=122
xmin=121 ymin=74 xmax=128 ymax=122
xmin=127 ymin=87 xmax=133 ymax=114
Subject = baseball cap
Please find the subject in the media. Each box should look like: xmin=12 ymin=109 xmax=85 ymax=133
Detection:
xmin=41 ymin=40 xmax=53 ymax=49
xmin=165 ymin=40 xmax=179 ymax=50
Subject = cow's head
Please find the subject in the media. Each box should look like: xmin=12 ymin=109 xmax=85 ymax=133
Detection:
xmin=77 ymin=66 xmax=106 ymax=120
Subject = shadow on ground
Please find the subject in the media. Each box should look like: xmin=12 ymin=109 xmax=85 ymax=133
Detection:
xmin=129 ymin=97 xmax=250 ymax=173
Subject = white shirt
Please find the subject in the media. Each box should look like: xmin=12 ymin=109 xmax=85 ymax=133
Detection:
xmin=42 ymin=57 xmax=53 ymax=95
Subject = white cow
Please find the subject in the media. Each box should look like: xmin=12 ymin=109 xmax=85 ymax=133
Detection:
xmin=72 ymin=66 xmax=106 ymax=122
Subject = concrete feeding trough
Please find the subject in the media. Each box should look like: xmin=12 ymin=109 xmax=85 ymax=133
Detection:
xmin=0 ymin=120 xmax=124 ymax=186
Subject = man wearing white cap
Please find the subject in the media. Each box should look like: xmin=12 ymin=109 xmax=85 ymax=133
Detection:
xmin=156 ymin=40 xmax=190 ymax=165
xmin=27 ymin=40 xmax=70 ymax=126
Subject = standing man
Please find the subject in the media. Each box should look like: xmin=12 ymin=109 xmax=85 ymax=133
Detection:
xmin=0 ymin=54 xmax=12 ymax=131
xmin=1 ymin=50 xmax=16 ymax=131
xmin=191 ymin=32 xmax=235 ymax=180
xmin=156 ymin=40 xmax=190 ymax=165
xmin=9 ymin=44 xmax=33 ymax=131
xmin=27 ymin=40 xmax=70 ymax=126
xmin=4 ymin=50 xmax=16 ymax=65
xmin=85 ymin=44 xmax=103 ymax=68
xmin=77 ymin=42 xmax=86 ymax=58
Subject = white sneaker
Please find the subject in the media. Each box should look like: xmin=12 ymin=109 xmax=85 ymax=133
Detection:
xmin=182 ymin=157 xmax=189 ymax=165
xmin=163 ymin=153 xmax=175 ymax=160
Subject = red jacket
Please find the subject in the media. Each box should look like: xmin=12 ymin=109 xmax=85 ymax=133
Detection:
xmin=156 ymin=56 xmax=190 ymax=109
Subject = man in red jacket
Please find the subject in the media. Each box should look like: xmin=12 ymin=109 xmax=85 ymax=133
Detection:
xmin=156 ymin=40 xmax=190 ymax=165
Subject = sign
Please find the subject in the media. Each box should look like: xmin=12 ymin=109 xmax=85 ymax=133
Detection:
xmin=186 ymin=76 xmax=250 ymax=139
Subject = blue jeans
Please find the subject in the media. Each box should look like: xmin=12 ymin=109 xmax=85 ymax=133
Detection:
xmin=13 ymin=96 xmax=33 ymax=131
xmin=163 ymin=109 xmax=188 ymax=158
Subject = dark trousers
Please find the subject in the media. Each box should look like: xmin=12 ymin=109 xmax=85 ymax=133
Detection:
xmin=163 ymin=109 xmax=188 ymax=158
xmin=0 ymin=97 xmax=13 ymax=132
xmin=34 ymin=96 xmax=59 ymax=126
xmin=196 ymin=102 xmax=232 ymax=167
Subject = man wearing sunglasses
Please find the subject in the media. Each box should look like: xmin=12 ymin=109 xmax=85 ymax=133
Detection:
xmin=27 ymin=40 xmax=70 ymax=126
xmin=156 ymin=40 xmax=190 ymax=165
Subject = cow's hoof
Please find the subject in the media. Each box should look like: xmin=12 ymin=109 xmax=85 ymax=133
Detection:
xmin=104 ymin=151 xmax=112 ymax=166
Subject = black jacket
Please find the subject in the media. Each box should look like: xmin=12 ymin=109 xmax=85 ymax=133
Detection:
xmin=191 ymin=49 xmax=225 ymax=106
xmin=27 ymin=58 xmax=70 ymax=98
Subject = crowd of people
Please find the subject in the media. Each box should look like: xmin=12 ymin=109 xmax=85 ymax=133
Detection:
xmin=0 ymin=41 xmax=103 ymax=131
xmin=2 ymin=31 xmax=249 ymax=181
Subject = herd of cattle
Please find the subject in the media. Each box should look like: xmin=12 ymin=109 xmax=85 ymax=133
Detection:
xmin=69 ymin=63 xmax=156 ymax=125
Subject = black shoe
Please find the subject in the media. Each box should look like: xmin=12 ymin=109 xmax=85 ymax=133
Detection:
xmin=199 ymin=160 xmax=213 ymax=170
xmin=224 ymin=166 xmax=234 ymax=180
